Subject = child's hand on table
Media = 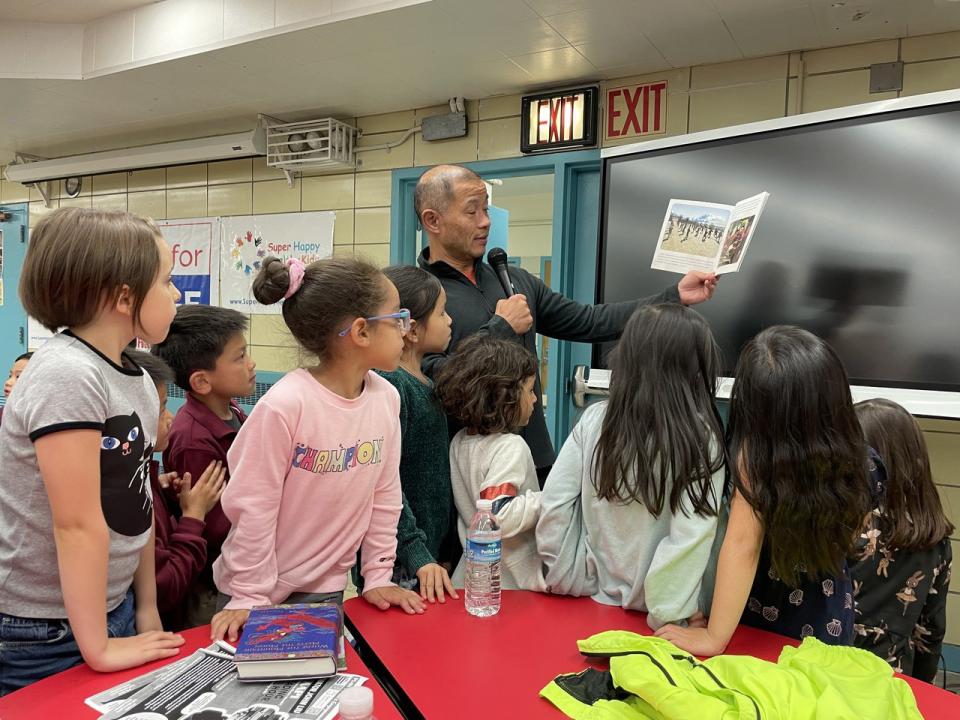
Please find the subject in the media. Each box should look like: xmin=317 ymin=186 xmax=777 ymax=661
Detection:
xmin=211 ymin=608 xmax=250 ymax=643
xmin=654 ymin=624 xmax=727 ymax=657
xmin=363 ymin=586 xmax=425 ymax=614
xmin=416 ymin=563 xmax=458 ymax=604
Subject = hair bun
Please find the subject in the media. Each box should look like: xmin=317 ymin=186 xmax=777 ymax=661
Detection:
xmin=251 ymin=255 xmax=290 ymax=305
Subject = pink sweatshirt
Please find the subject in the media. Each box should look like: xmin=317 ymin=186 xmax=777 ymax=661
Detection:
xmin=213 ymin=368 xmax=402 ymax=610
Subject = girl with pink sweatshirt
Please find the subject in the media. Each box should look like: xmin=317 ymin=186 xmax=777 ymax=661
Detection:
xmin=210 ymin=256 xmax=425 ymax=642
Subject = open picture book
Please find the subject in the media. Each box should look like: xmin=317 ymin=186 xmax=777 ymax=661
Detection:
xmin=650 ymin=191 xmax=769 ymax=275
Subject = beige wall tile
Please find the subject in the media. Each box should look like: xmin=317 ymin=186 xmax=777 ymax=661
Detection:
xmin=250 ymin=314 xmax=297 ymax=346
xmin=479 ymin=94 xmax=523 ymax=120
xmin=800 ymin=70 xmax=895 ymax=113
xmin=354 ymin=171 xmax=391 ymax=208
xmin=802 ymin=40 xmax=899 ymax=75
xmin=166 ymin=163 xmax=208 ymax=188
xmin=252 ymin=157 xmax=286 ymax=181
xmin=479 ymin=117 xmax=522 ymax=160
xmin=301 ymin=174 xmax=355 ymax=210
xmin=354 ymin=242 xmax=391 ymax=267
xmin=357 ymin=110 xmax=416 ymax=135
xmin=788 ymin=52 xmax=801 ymax=77
xmin=333 ymin=209 xmax=354 ymax=246
xmin=901 ymin=31 xmax=960 ymax=63
xmin=902 ymin=58 xmax=960 ymax=96
xmin=946 ymin=593 xmax=960 ymax=645
xmin=128 ymin=168 xmax=166 ymax=191
xmin=91 ymin=193 xmax=128 ymax=211
xmin=413 ymin=122 xmax=479 ymax=165
xmin=128 ymin=190 xmax=166 ymax=219
xmin=688 ymin=79 xmax=786 ymax=133
xmin=91 ymin=173 xmax=128 ymax=195
xmin=57 ymin=176 xmax=92 ymax=198
xmin=250 ymin=344 xmax=300 ymax=372
xmin=928 ymin=433 xmax=960 ymax=488
xmin=208 ymin=183 xmax=252 ymax=216
xmin=354 ymin=207 xmax=390 ymax=245
xmin=58 ymin=196 xmax=93 ymax=209
xmin=356 ymin=131 xmax=415 ymax=171
xmin=937 ymin=484 xmax=960 ymax=539
xmin=1 ymin=180 xmax=29 ymax=203
xmin=166 ymin=187 xmax=208 ymax=219
xmin=787 ymin=77 xmax=799 ymax=115
xmin=208 ymin=158 xmax=253 ymax=185
xmin=691 ymin=55 xmax=789 ymax=90
xmin=333 ymin=244 xmax=355 ymax=258
xmin=253 ymin=178 xmax=301 ymax=214
xmin=28 ymin=200 xmax=57 ymax=227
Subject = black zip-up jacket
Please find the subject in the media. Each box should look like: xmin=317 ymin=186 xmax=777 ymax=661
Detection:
xmin=419 ymin=247 xmax=680 ymax=469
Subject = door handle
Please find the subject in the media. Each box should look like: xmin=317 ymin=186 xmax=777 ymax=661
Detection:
xmin=570 ymin=364 xmax=610 ymax=408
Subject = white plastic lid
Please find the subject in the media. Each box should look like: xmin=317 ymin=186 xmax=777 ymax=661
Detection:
xmin=477 ymin=499 xmax=493 ymax=511
xmin=339 ymin=686 xmax=374 ymax=718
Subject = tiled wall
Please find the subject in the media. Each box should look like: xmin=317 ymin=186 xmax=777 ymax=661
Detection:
xmin=2 ymin=31 xmax=959 ymax=636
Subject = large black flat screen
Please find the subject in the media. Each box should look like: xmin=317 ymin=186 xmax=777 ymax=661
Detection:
xmin=599 ymin=101 xmax=960 ymax=391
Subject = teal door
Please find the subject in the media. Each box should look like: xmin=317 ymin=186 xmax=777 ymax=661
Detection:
xmin=390 ymin=151 xmax=601 ymax=448
xmin=0 ymin=203 xmax=28 ymax=405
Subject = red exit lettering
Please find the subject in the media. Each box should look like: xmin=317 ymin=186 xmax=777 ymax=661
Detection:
xmin=534 ymin=94 xmax=582 ymax=144
xmin=605 ymin=81 xmax=667 ymax=139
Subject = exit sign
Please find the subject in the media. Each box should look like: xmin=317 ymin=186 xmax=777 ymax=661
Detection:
xmin=604 ymin=80 xmax=668 ymax=141
xmin=520 ymin=86 xmax=599 ymax=153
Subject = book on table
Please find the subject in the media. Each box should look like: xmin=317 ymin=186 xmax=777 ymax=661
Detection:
xmin=234 ymin=601 xmax=343 ymax=681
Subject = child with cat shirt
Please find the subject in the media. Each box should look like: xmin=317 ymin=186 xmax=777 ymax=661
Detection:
xmin=210 ymin=256 xmax=424 ymax=643
xmin=0 ymin=208 xmax=184 ymax=694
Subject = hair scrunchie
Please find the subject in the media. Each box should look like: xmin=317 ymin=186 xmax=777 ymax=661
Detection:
xmin=284 ymin=257 xmax=306 ymax=299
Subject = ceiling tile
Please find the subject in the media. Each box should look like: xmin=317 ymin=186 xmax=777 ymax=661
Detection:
xmin=508 ymin=46 xmax=597 ymax=85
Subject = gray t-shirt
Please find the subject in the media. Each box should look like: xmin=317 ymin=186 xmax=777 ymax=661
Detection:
xmin=0 ymin=331 xmax=159 ymax=618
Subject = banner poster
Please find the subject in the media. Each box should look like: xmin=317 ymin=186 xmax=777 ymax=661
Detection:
xmin=220 ymin=212 xmax=335 ymax=314
xmin=156 ymin=217 xmax=221 ymax=307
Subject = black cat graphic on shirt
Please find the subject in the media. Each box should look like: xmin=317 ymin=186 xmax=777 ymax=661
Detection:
xmin=100 ymin=411 xmax=153 ymax=536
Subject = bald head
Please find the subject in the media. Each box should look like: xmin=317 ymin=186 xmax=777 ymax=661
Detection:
xmin=414 ymin=164 xmax=483 ymax=222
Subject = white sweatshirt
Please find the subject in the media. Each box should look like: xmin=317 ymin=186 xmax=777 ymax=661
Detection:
xmin=535 ymin=402 xmax=724 ymax=628
xmin=450 ymin=431 xmax=546 ymax=591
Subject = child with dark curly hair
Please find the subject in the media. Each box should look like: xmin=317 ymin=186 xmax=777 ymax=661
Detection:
xmin=435 ymin=336 xmax=545 ymax=591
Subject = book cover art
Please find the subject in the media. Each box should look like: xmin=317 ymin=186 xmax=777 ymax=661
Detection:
xmin=235 ymin=602 xmax=342 ymax=662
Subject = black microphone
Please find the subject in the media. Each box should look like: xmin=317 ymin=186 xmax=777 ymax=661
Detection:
xmin=487 ymin=247 xmax=514 ymax=298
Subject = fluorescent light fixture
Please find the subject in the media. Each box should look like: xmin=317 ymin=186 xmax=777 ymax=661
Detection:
xmin=4 ymin=128 xmax=266 ymax=184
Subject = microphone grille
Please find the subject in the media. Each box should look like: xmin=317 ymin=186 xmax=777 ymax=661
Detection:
xmin=487 ymin=247 xmax=508 ymax=265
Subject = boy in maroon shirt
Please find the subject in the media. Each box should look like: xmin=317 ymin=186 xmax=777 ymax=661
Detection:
xmin=150 ymin=305 xmax=255 ymax=626
xmin=129 ymin=350 xmax=226 ymax=630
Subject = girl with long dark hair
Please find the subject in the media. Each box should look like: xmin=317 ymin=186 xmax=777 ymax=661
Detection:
xmin=657 ymin=325 xmax=875 ymax=654
xmin=536 ymin=304 xmax=726 ymax=627
xmin=851 ymin=398 xmax=953 ymax=681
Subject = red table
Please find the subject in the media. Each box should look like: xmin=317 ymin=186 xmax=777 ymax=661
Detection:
xmin=0 ymin=624 xmax=402 ymax=720
xmin=344 ymin=590 xmax=960 ymax=720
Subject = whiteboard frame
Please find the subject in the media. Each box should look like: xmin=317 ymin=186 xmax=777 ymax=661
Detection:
xmin=600 ymin=88 xmax=960 ymax=419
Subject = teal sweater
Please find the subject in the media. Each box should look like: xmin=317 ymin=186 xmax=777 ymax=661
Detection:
xmin=377 ymin=368 xmax=452 ymax=575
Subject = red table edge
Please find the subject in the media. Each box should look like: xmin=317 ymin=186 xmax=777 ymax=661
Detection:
xmin=0 ymin=623 xmax=406 ymax=720
xmin=341 ymin=592 xmax=959 ymax=720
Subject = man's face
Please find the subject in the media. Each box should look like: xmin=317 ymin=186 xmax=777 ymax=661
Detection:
xmin=433 ymin=180 xmax=491 ymax=262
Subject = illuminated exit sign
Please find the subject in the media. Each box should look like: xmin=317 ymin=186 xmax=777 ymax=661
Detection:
xmin=520 ymin=86 xmax=599 ymax=153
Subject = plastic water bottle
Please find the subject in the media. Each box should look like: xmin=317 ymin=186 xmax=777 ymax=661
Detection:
xmin=465 ymin=498 xmax=502 ymax=617
xmin=339 ymin=685 xmax=375 ymax=720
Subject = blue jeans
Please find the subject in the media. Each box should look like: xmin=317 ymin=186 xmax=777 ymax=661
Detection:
xmin=0 ymin=589 xmax=136 ymax=696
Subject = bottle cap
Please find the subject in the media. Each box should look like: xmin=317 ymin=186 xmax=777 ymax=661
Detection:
xmin=339 ymin=686 xmax=373 ymax=718
xmin=477 ymin=499 xmax=493 ymax=511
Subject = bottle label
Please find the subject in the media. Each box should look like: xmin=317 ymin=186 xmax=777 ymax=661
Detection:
xmin=466 ymin=538 xmax=501 ymax=563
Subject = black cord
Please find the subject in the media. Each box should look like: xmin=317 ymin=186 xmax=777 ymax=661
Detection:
xmin=940 ymin=652 xmax=947 ymax=690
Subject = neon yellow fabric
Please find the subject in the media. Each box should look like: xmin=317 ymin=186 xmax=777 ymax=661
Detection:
xmin=541 ymin=632 xmax=922 ymax=720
